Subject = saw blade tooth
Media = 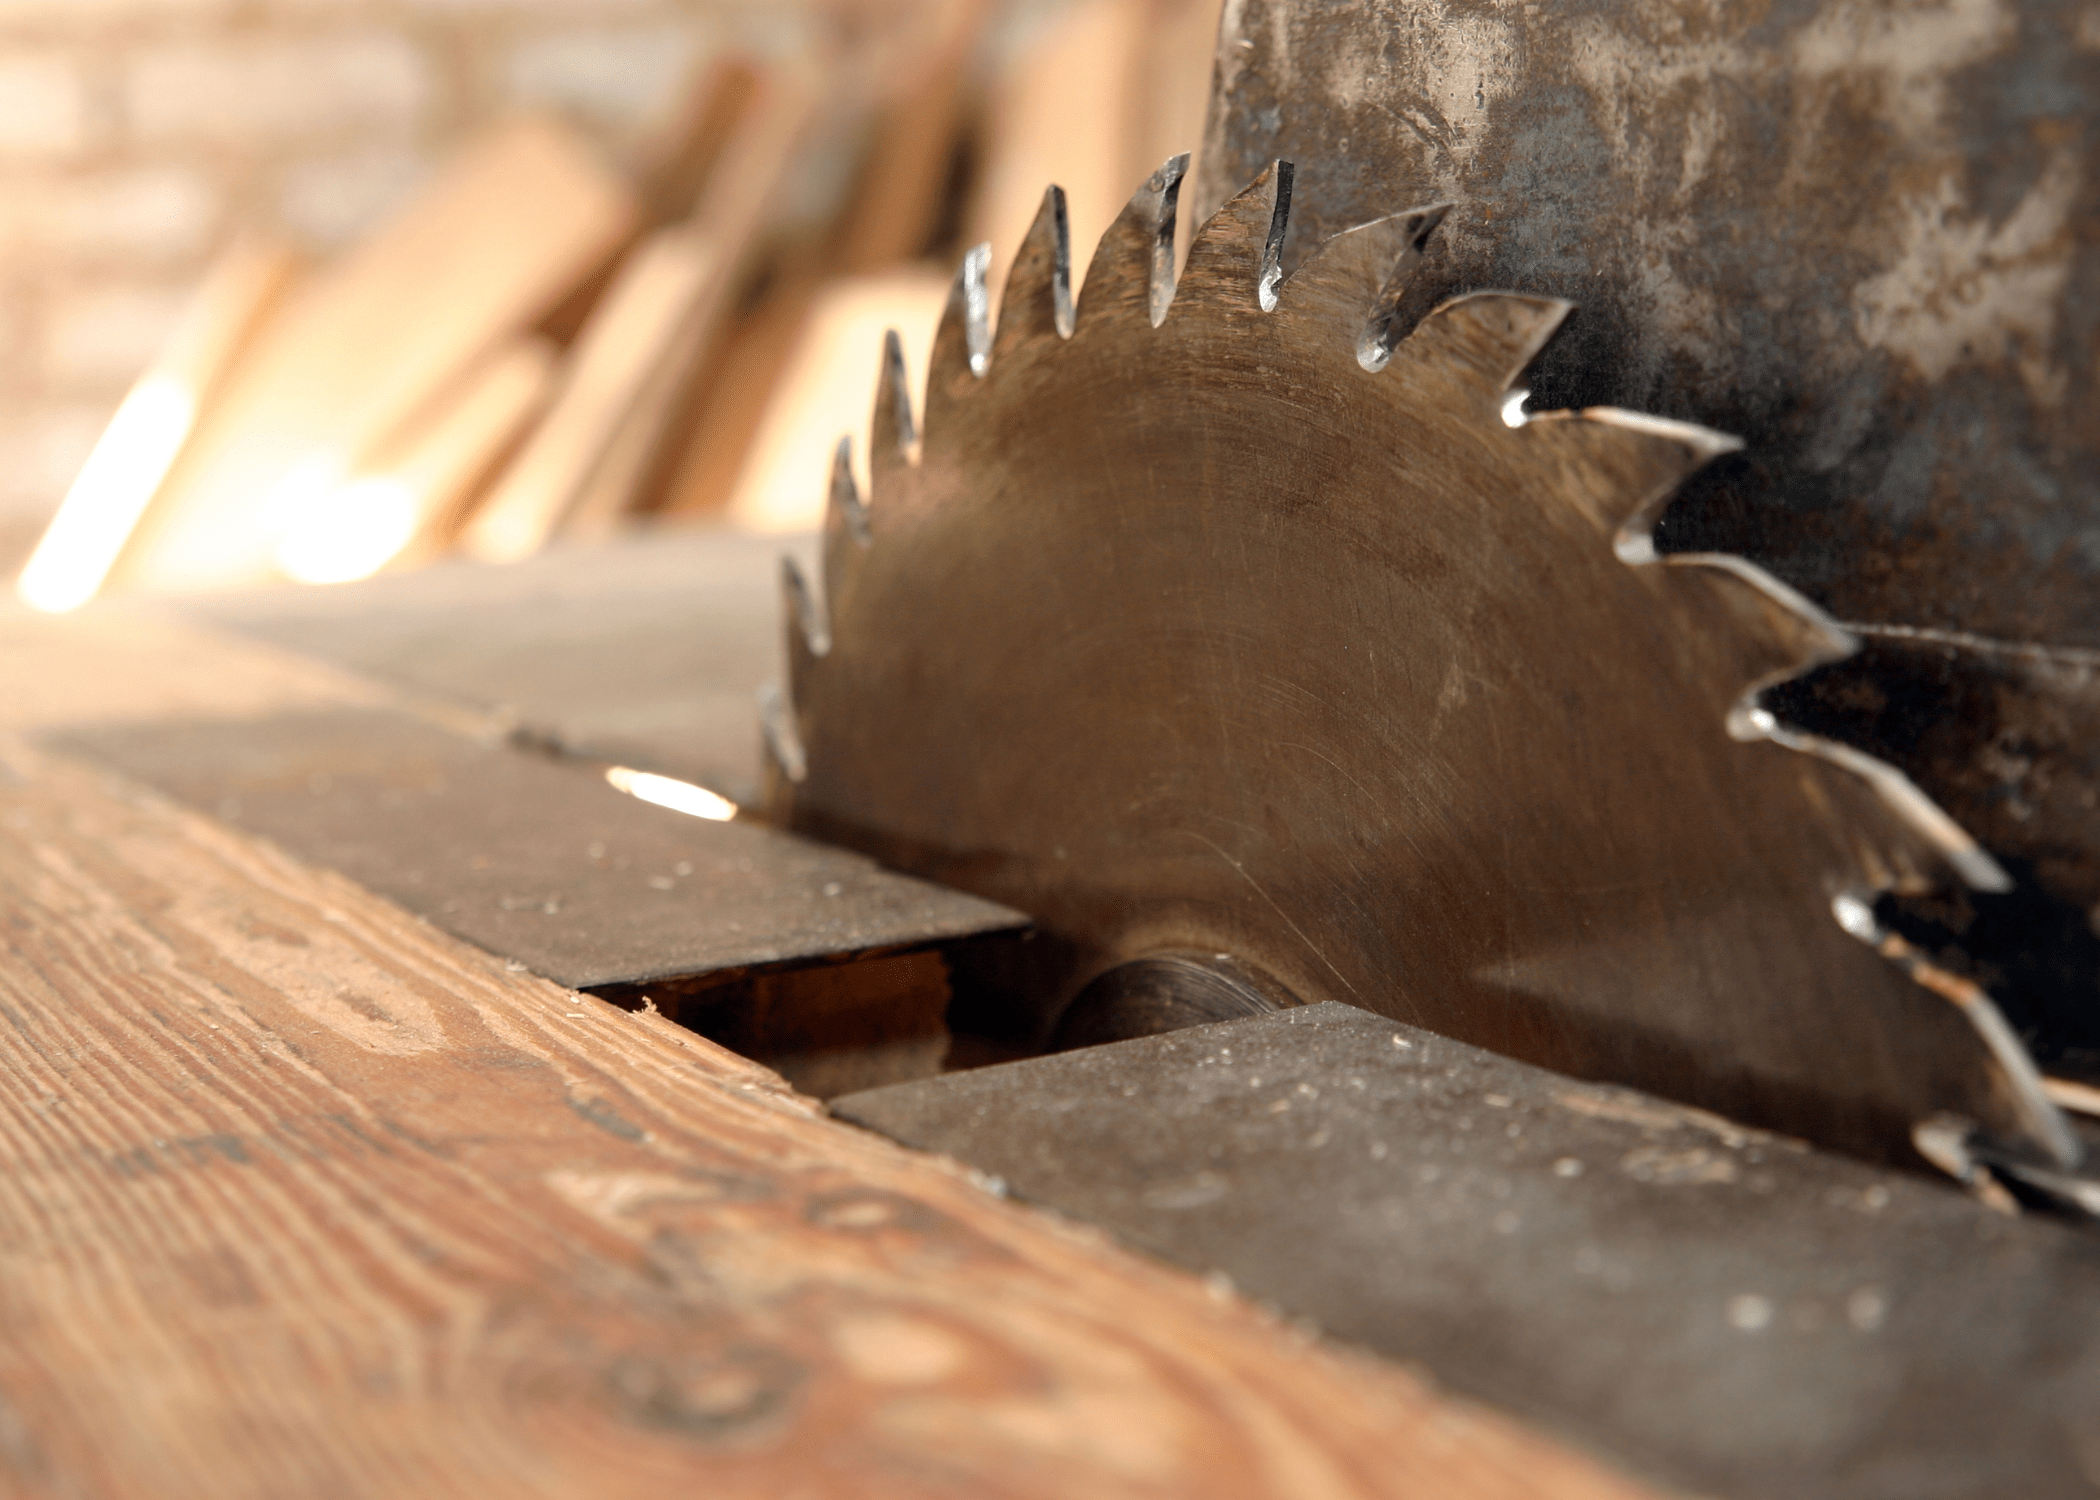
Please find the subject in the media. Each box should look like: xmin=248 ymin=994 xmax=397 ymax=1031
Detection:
xmin=781 ymin=554 xmax=831 ymax=659
xmin=924 ymin=243 xmax=992 ymax=448
xmin=869 ymin=327 xmax=917 ymax=493
xmin=1581 ymin=408 xmax=1744 ymax=562
xmin=1176 ymin=160 xmax=1294 ymax=315
xmin=993 ymin=185 xmax=1074 ymax=362
xmin=757 ymin=680 xmax=808 ymax=785
xmin=1076 ymin=153 xmax=1187 ymax=332
xmin=1520 ymin=406 xmax=1742 ymax=556
xmin=1676 ymin=551 xmax=1855 ymax=679
xmin=1664 ymin=550 xmax=2015 ymax=898
xmin=1834 ymin=905 xmax=2081 ymax=1170
xmin=822 ymin=435 xmax=870 ymax=606
xmin=1402 ymin=292 xmax=1573 ymax=404
xmin=1281 ymin=203 xmax=1450 ymax=369
xmin=1750 ymin=705 xmax=2014 ymax=895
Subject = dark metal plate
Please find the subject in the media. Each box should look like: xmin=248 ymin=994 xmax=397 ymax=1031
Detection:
xmin=55 ymin=706 xmax=1024 ymax=991
xmin=185 ymin=527 xmax=813 ymax=808
xmin=834 ymin=1003 xmax=2100 ymax=1500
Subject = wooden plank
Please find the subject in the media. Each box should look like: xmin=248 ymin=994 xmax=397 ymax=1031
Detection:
xmin=970 ymin=0 xmax=1151 ymax=304
xmin=15 ymin=235 xmax=303 ymax=614
xmin=390 ymin=338 xmax=558 ymax=563
xmin=464 ymin=71 xmax=821 ymax=557
xmin=967 ymin=0 xmax=1222 ymax=320
xmin=109 ymin=117 xmax=637 ymax=594
xmin=0 ymin=737 xmax=1660 ymax=1500
xmin=829 ymin=0 xmax=996 ymax=272
xmin=648 ymin=269 xmax=826 ymax=522
xmin=564 ymin=65 xmax=826 ymax=537
xmin=460 ymin=228 xmax=722 ymax=562
xmin=1132 ymin=0 xmax=1226 ymax=193
xmin=627 ymin=56 xmax=770 ymax=225
xmin=277 ymin=337 xmax=557 ymax=583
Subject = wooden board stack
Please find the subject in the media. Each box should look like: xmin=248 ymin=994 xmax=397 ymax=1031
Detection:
xmin=15 ymin=0 xmax=1229 ymax=608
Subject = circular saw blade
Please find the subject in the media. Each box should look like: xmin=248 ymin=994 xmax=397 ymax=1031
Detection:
xmin=770 ymin=157 xmax=2071 ymax=1170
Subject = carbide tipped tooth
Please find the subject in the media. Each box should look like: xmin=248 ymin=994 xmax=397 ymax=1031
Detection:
xmin=1284 ymin=202 xmax=1450 ymax=369
xmin=924 ymin=243 xmax=991 ymax=442
xmin=993 ymin=185 xmax=1074 ymax=360
xmin=757 ymin=681 xmax=808 ymax=784
xmin=1405 ymin=292 xmax=1573 ymax=400
xmin=782 ymin=554 xmax=830 ymax=658
xmin=1177 ymin=160 xmax=1294 ymax=314
xmin=1076 ymin=154 xmax=1187 ymax=332
xmin=869 ymin=327 xmax=916 ymax=491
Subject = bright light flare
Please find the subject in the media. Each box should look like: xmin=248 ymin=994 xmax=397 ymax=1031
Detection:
xmin=1500 ymin=388 xmax=1530 ymax=428
xmin=604 ymin=766 xmax=738 ymax=822
xmin=17 ymin=376 xmax=196 ymax=613
xmin=274 ymin=476 xmax=420 ymax=585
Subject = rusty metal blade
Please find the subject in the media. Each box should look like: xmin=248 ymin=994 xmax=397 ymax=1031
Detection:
xmin=780 ymin=168 xmax=2064 ymax=1168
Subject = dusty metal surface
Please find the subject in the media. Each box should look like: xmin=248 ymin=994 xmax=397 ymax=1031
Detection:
xmin=186 ymin=527 xmax=815 ymax=808
xmin=56 ymin=707 xmax=1025 ymax=992
xmin=771 ymin=165 xmax=2066 ymax=1167
xmin=833 ymin=1002 xmax=2100 ymax=1500
xmin=1193 ymin=0 xmax=2100 ymax=649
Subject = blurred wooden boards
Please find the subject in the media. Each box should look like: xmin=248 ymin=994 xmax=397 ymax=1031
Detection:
xmin=15 ymin=235 xmax=302 ymax=612
xmin=22 ymin=4 xmax=1232 ymax=599
xmin=0 ymin=578 xmax=1661 ymax=1500
xmin=108 ymin=117 xmax=639 ymax=594
xmin=463 ymin=228 xmax=725 ymax=562
xmin=281 ymin=338 xmax=558 ymax=583
xmin=666 ymin=0 xmax=1223 ymax=530
xmin=470 ymin=65 xmax=826 ymax=558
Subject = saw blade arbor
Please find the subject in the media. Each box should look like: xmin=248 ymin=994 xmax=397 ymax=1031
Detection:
xmin=769 ymin=156 xmax=2074 ymax=1171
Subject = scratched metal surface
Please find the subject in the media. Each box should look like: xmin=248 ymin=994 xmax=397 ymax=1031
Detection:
xmin=1193 ymin=0 xmax=2100 ymax=649
xmin=835 ymin=1002 xmax=2100 ymax=1500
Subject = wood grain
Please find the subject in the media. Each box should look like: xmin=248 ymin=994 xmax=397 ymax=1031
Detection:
xmin=0 ymin=735 xmax=1659 ymax=1499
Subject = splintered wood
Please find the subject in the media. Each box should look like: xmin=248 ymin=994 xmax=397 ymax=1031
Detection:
xmin=0 ymin=743 xmax=1660 ymax=1500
